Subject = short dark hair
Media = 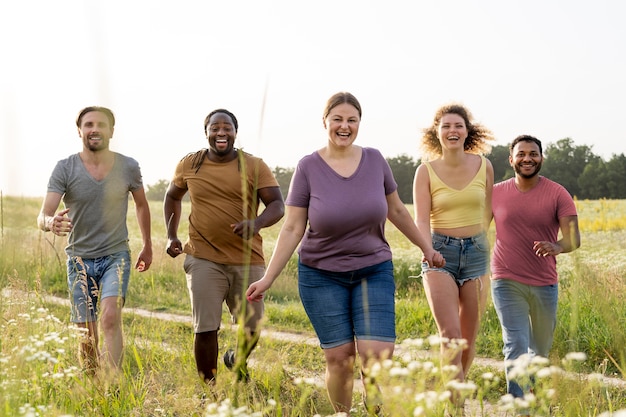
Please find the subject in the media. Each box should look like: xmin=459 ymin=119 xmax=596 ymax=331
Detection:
xmin=76 ymin=106 xmax=115 ymax=128
xmin=510 ymin=134 xmax=543 ymax=155
xmin=204 ymin=109 xmax=238 ymax=134
xmin=323 ymin=92 xmax=362 ymax=120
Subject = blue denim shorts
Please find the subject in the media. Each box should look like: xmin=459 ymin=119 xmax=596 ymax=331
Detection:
xmin=421 ymin=232 xmax=489 ymax=286
xmin=67 ymin=251 xmax=131 ymax=323
xmin=298 ymin=259 xmax=396 ymax=349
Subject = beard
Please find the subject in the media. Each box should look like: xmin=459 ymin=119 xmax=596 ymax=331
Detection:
xmin=514 ymin=161 xmax=542 ymax=179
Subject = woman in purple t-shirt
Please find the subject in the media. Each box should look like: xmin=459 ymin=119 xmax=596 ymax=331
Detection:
xmin=247 ymin=92 xmax=444 ymax=415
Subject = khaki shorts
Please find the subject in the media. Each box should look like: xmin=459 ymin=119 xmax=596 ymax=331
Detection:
xmin=183 ymin=255 xmax=265 ymax=333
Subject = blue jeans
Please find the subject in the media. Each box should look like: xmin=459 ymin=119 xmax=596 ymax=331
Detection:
xmin=298 ymin=260 xmax=396 ymax=349
xmin=491 ymin=278 xmax=558 ymax=398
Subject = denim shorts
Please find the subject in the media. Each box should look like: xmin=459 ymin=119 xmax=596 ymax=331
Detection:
xmin=421 ymin=232 xmax=489 ymax=286
xmin=298 ymin=259 xmax=396 ymax=349
xmin=67 ymin=251 xmax=131 ymax=323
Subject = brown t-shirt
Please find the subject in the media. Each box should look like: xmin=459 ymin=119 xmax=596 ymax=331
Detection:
xmin=172 ymin=150 xmax=279 ymax=265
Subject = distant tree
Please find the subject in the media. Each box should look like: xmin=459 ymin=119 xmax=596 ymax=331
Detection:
xmin=386 ymin=154 xmax=419 ymax=204
xmin=578 ymin=157 xmax=609 ymax=199
xmin=541 ymin=138 xmax=595 ymax=198
xmin=272 ymin=166 xmax=294 ymax=200
xmin=487 ymin=144 xmax=513 ymax=183
xmin=266 ymin=144 xmax=624 ymax=204
xmin=604 ymin=153 xmax=626 ymax=198
xmin=145 ymin=179 xmax=170 ymax=201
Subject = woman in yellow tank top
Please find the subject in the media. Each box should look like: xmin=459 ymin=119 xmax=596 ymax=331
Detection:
xmin=413 ymin=103 xmax=495 ymax=413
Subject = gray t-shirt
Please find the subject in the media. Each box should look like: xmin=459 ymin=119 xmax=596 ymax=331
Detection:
xmin=286 ymin=147 xmax=397 ymax=272
xmin=47 ymin=152 xmax=143 ymax=258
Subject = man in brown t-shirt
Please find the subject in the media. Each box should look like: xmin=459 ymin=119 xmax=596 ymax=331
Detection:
xmin=164 ymin=109 xmax=284 ymax=382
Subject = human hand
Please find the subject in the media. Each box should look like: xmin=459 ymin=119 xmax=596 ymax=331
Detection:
xmin=432 ymin=250 xmax=446 ymax=268
xmin=246 ymin=277 xmax=272 ymax=302
xmin=166 ymin=238 xmax=183 ymax=258
xmin=533 ymin=241 xmax=562 ymax=257
xmin=231 ymin=219 xmax=257 ymax=240
xmin=136 ymin=246 xmax=153 ymax=272
xmin=48 ymin=208 xmax=72 ymax=236
xmin=422 ymin=249 xmax=446 ymax=268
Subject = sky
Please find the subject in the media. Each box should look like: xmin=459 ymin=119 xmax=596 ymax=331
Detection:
xmin=1 ymin=0 xmax=625 ymax=197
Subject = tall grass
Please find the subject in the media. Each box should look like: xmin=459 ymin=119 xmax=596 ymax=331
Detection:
xmin=2 ymin=195 xmax=626 ymax=416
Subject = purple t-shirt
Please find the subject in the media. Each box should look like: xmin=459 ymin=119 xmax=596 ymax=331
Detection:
xmin=491 ymin=176 xmax=578 ymax=286
xmin=286 ymin=147 xmax=397 ymax=272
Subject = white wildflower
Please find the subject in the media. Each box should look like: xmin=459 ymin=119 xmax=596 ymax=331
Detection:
xmin=564 ymin=351 xmax=588 ymax=362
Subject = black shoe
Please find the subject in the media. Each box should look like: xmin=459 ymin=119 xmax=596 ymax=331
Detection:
xmin=223 ymin=349 xmax=249 ymax=382
xmin=223 ymin=349 xmax=236 ymax=370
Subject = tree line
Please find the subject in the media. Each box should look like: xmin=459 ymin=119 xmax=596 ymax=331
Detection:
xmin=145 ymin=138 xmax=626 ymax=203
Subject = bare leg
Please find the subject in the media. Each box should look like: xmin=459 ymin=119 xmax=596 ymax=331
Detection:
xmin=100 ymin=296 xmax=124 ymax=371
xmin=459 ymin=275 xmax=489 ymax=374
xmin=422 ymin=271 xmax=464 ymax=380
xmin=195 ymin=330 xmax=218 ymax=383
xmin=77 ymin=321 xmax=100 ymax=374
xmin=324 ymin=342 xmax=357 ymax=414
xmin=358 ymin=340 xmax=394 ymax=414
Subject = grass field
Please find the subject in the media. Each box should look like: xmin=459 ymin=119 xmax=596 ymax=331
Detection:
xmin=1 ymin=195 xmax=626 ymax=416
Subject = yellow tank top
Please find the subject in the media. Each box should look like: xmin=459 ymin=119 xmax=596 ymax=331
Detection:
xmin=425 ymin=156 xmax=486 ymax=229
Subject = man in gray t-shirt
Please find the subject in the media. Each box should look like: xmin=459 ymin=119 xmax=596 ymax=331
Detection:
xmin=37 ymin=106 xmax=152 ymax=375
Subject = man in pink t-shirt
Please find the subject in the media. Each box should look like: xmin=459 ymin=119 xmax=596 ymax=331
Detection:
xmin=491 ymin=135 xmax=580 ymax=402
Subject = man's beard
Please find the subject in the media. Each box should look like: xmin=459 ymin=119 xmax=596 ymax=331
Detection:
xmin=515 ymin=162 xmax=542 ymax=179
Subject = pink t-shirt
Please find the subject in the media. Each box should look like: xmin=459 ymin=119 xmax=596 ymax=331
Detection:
xmin=491 ymin=176 xmax=578 ymax=286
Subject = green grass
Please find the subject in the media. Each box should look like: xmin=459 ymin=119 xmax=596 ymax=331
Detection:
xmin=2 ymin=196 xmax=626 ymax=416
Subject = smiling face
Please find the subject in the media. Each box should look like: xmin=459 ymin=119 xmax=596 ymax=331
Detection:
xmin=205 ymin=112 xmax=236 ymax=157
xmin=437 ymin=113 xmax=467 ymax=150
xmin=78 ymin=111 xmax=113 ymax=152
xmin=323 ymin=102 xmax=360 ymax=149
xmin=511 ymin=139 xmax=543 ymax=178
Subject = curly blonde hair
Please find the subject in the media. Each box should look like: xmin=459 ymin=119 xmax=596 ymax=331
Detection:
xmin=419 ymin=103 xmax=495 ymax=161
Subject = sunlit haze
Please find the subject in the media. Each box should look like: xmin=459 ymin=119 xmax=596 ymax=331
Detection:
xmin=1 ymin=0 xmax=624 ymax=197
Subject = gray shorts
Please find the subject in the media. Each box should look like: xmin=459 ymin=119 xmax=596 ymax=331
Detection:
xmin=183 ymin=255 xmax=265 ymax=333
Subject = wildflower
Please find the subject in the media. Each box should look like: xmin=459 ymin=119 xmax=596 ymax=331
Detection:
xmin=564 ymin=352 xmax=587 ymax=362
xmin=598 ymin=409 xmax=626 ymax=417
xmin=497 ymin=394 xmax=515 ymax=411
xmin=402 ymin=338 xmax=425 ymax=348
xmin=530 ymin=355 xmax=550 ymax=366
xmin=446 ymin=380 xmax=477 ymax=393
xmin=413 ymin=405 xmax=425 ymax=416
xmin=406 ymin=360 xmax=422 ymax=372
xmin=390 ymin=366 xmax=409 ymax=377
xmin=481 ymin=372 xmax=494 ymax=380
xmin=427 ymin=335 xmax=448 ymax=346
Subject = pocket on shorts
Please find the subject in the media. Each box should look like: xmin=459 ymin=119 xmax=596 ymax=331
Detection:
xmin=473 ymin=233 xmax=490 ymax=252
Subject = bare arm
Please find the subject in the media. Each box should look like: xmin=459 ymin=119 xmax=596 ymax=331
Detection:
xmin=246 ymin=205 xmax=307 ymax=301
xmin=231 ymin=186 xmax=285 ymax=239
xmin=131 ymin=186 xmax=153 ymax=272
xmin=484 ymin=158 xmax=494 ymax=232
xmin=37 ymin=191 xmax=71 ymax=235
xmin=533 ymin=215 xmax=581 ymax=257
xmin=163 ymin=182 xmax=187 ymax=258
xmin=386 ymin=190 xmax=443 ymax=267
xmin=413 ymin=164 xmax=434 ymax=250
